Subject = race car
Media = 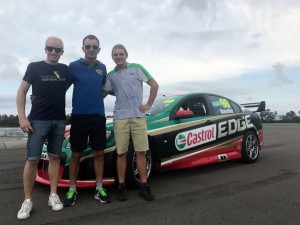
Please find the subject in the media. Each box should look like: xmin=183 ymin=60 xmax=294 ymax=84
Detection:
xmin=36 ymin=93 xmax=265 ymax=188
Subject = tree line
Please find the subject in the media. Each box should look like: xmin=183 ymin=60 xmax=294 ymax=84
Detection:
xmin=0 ymin=114 xmax=72 ymax=127
xmin=0 ymin=111 xmax=299 ymax=127
xmin=0 ymin=109 xmax=300 ymax=127
xmin=260 ymin=110 xmax=300 ymax=123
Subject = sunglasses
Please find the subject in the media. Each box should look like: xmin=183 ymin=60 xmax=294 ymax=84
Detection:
xmin=84 ymin=45 xmax=99 ymax=50
xmin=113 ymin=53 xmax=125 ymax=57
xmin=46 ymin=46 xmax=63 ymax=53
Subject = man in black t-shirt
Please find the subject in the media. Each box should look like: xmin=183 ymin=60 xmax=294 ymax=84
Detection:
xmin=16 ymin=36 xmax=68 ymax=220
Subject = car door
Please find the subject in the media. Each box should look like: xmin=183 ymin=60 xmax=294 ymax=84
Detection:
xmin=159 ymin=95 xmax=217 ymax=163
xmin=204 ymin=94 xmax=250 ymax=155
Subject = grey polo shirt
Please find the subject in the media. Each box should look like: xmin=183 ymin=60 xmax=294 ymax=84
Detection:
xmin=104 ymin=63 xmax=153 ymax=120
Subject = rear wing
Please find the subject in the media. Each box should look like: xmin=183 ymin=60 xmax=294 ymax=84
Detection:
xmin=240 ymin=101 xmax=266 ymax=112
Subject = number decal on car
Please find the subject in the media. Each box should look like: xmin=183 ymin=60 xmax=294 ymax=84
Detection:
xmin=219 ymin=98 xmax=231 ymax=108
xmin=41 ymin=152 xmax=49 ymax=161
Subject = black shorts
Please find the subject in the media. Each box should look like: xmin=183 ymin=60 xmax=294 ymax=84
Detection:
xmin=70 ymin=114 xmax=106 ymax=152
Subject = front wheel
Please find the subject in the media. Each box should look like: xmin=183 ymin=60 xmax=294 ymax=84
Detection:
xmin=241 ymin=131 xmax=259 ymax=163
xmin=126 ymin=144 xmax=153 ymax=188
xmin=112 ymin=143 xmax=153 ymax=189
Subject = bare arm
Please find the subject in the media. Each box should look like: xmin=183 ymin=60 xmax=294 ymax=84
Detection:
xmin=139 ymin=79 xmax=159 ymax=112
xmin=16 ymin=80 xmax=33 ymax=133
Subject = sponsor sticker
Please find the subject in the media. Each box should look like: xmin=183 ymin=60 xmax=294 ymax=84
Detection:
xmin=218 ymin=114 xmax=253 ymax=138
xmin=175 ymin=115 xmax=253 ymax=151
xmin=175 ymin=124 xmax=217 ymax=151
xmin=106 ymin=130 xmax=111 ymax=139
xmin=41 ymin=152 xmax=49 ymax=161
xmin=96 ymin=69 xmax=103 ymax=75
xmin=163 ymin=99 xmax=175 ymax=104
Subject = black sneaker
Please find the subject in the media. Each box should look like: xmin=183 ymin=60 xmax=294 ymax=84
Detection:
xmin=139 ymin=184 xmax=154 ymax=201
xmin=63 ymin=189 xmax=78 ymax=206
xmin=95 ymin=188 xmax=111 ymax=203
xmin=117 ymin=184 xmax=127 ymax=201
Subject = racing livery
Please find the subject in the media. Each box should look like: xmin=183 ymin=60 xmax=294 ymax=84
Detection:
xmin=37 ymin=93 xmax=265 ymax=188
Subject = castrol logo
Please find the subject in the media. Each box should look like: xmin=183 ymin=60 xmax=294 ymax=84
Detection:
xmin=175 ymin=124 xmax=216 ymax=151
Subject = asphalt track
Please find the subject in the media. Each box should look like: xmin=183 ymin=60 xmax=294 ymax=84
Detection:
xmin=1 ymin=123 xmax=300 ymax=225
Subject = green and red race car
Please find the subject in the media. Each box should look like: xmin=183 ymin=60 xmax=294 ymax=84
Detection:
xmin=37 ymin=93 xmax=265 ymax=188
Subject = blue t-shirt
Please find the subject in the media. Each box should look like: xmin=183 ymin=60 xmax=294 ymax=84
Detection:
xmin=68 ymin=58 xmax=107 ymax=116
xmin=23 ymin=61 xmax=68 ymax=120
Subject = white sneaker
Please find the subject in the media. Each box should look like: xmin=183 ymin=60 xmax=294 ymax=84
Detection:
xmin=48 ymin=194 xmax=64 ymax=211
xmin=17 ymin=200 xmax=33 ymax=220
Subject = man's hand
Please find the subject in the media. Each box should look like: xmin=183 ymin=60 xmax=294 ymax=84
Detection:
xmin=19 ymin=118 xmax=34 ymax=133
xmin=139 ymin=103 xmax=152 ymax=113
xmin=30 ymin=95 xmax=35 ymax=103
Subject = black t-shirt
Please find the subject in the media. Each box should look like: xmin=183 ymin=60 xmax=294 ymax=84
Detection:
xmin=23 ymin=61 xmax=68 ymax=120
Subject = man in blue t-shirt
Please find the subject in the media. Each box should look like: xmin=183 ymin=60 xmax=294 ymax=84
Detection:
xmin=16 ymin=36 xmax=68 ymax=220
xmin=63 ymin=34 xmax=111 ymax=206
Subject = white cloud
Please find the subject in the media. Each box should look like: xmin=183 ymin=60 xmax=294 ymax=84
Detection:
xmin=0 ymin=53 xmax=22 ymax=80
xmin=0 ymin=0 xmax=300 ymax=115
xmin=270 ymin=63 xmax=293 ymax=86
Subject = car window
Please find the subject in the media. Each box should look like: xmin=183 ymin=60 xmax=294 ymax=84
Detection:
xmin=177 ymin=97 xmax=207 ymax=117
xmin=207 ymin=95 xmax=237 ymax=115
xmin=230 ymin=101 xmax=242 ymax=113
xmin=147 ymin=97 xmax=176 ymax=116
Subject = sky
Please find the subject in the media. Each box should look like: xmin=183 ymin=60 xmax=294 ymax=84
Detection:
xmin=0 ymin=0 xmax=300 ymax=116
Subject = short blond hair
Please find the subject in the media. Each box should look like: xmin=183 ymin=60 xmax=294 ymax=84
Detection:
xmin=45 ymin=36 xmax=64 ymax=48
xmin=112 ymin=44 xmax=128 ymax=56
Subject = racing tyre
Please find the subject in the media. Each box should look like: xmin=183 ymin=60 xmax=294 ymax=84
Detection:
xmin=241 ymin=131 xmax=259 ymax=163
xmin=126 ymin=143 xmax=153 ymax=188
xmin=112 ymin=151 xmax=119 ymax=186
xmin=112 ymin=142 xmax=153 ymax=189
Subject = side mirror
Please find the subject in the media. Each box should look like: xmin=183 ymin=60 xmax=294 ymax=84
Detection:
xmin=175 ymin=110 xmax=194 ymax=119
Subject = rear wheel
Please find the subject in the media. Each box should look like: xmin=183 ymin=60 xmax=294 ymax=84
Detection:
xmin=241 ymin=131 xmax=259 ymax=163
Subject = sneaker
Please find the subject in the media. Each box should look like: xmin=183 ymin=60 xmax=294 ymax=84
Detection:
xmin=17 ymin=200 xmax=33 ymax=220
xmin=48 ymin=194 xmax=64 ymax=211
xmin=139 ymin=184 xmax=154 ymax=201
xmin=117 ymin=185 xmax=128 ymax=201
xmin=63 ymin=189 xmax=78 ymax=206
xmin=95 ymin=188 xmax=111 ymax=203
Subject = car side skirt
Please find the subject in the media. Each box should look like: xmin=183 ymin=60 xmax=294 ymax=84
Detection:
xmin=158 ymin=138 xmax=243 ymax=171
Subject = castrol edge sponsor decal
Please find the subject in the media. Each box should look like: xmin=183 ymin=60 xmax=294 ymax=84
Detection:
xmin=175 ymin=115 xmax=253 ymax=151
xmin=148 ymin=114 xmax=238 ymax=137
xmin=176 ymin=124 xmax=216 ymax=150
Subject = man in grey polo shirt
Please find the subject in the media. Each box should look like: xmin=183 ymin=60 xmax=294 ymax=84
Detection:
xmin=104 ymin=44 xmax=159 ymax=201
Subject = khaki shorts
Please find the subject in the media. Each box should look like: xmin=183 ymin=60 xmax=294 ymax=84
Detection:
xmin=113 ymin=118 xmax=149 ymax=155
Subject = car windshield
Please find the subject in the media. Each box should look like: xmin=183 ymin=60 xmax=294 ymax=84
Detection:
xmin=146 ymin=97 xmax=176 ymax=116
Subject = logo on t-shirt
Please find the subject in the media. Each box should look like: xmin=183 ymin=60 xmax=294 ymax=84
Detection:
xmin=53 ymin=71 xmax=60 ymax=79
xmin=96 ymin=69 xmax=103 ymax=75
xmin=41 ymin=71 xmax=66 ymax=82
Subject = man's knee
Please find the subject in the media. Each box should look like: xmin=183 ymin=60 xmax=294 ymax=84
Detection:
xmin=117 ymin=152 xmax=127 ymax=159
xmin=71 ymin=152 xmax=82 ymax=162
xmin=93 ymin=150 xmax=104 ymax=159
xmin=48 ymin=155 xmax=60 ymax=163
xmin=136 ymin=151 xmax=146 ymax=158
xmin=26 ymin=160 xmax=39 ymax=168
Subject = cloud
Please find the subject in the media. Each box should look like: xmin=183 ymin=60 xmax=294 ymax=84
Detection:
xmin=1 ymin=0 xmax=300 ymax=116
xmin=270 ymin=63 xmax=293 ymax=86
xmin=0 ymin=53 xmax=22 ymax=80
